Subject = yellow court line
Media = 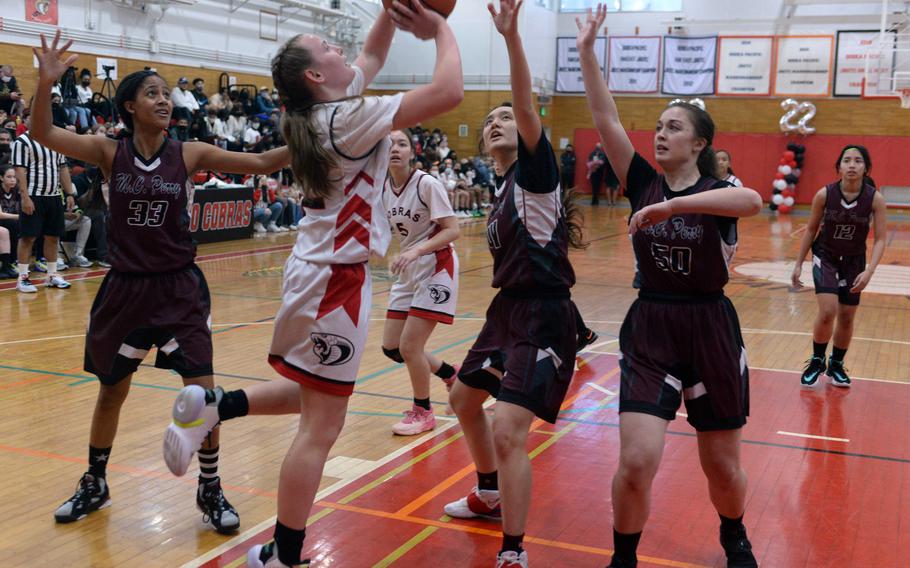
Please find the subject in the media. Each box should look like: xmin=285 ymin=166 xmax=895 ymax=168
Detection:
xmin=371 ymin=526 xmax=440 ymax=568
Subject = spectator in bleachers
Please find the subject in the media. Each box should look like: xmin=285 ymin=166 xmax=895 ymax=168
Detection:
xmin=51 ymin=93 xmax=71 ymax=129
xmin=202 ymin=107 xmax=230 ymax=149
xmin=72 ymin=168 xmax=110 ymax=267
xmin=74 ymin=69 xmax=95 ymax=131
xmin=225 ymin=105 xmax=247 ymax=150
xmin=171 ymin=77 xmax=199 ymax=121
xmin=62 ymin=200 xmax=93 ymax=268
xmin=192 ymin=78 xmax=209 ymax=110
xmin=0 ymin=129 xmax=12 ymax=164
xmin=0 ymin=164 xmax=20 ymax=278
xmin=238 ymin=88 xmax=254 ymax=116
xmin=255 ymin=86 xmax=275 ymax=114
xmin=89 ymin=93 xmax=112 ymax=124
xmin=0 ymin=65 xmax=22 ymax=116
xmin=90 ymin=124 xmax=108 ymax=137
xmin=243 ymin=118 xmax=262 ymax=152
xmin=168 ymin=117 xmax=191 ymax=142
xmin=252 ymin=180 xmax=283 ymax=233
xmin=206 ymin=87 xmax=228 ymax=113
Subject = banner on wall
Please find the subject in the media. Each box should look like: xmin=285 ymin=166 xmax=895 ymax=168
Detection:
xmin=608 ymin=36 xmax=661 ymax=93
xmin=662 ymin=36 xmax=717 ymax=95
xmin=834 ymin=30 xmax=896 ymax=96
xmin=774 ymin=36 xmax=834 ymax=97
xmin=556 ymin=37 xmax=607 ymax=93
xmin=25 ymin=0 xmax=58 ymax=25
xmin=716 ymin=36 xmax=774 ymax=96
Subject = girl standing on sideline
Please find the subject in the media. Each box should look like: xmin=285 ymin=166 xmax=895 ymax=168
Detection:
xmin=715 ymin=149 xmax=743 ymax=187
xmin=382 ymin=129 xmax=461 ymax=435
xmin=578 ymin=6 xmax=762 ymax=567
xmin=791 ymin=145 xmax=887 ymax=387
xmin=442 ymin=2 xmax=586 ymax=566
xmin=163 ymin=4 xmax=463 ymax=567
xmin=31 ymin=31 xmax=290 ymax=533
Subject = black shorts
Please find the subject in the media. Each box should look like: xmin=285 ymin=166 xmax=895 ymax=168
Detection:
xmin=618 ymin=293 xmax=749 ymax=432
xmin=457 ymin=290 xmax=577 ymax=424
xmin=19 ymin=195 xmax=65 ymax=238
xmin=84 ymin=265 xmax=213 ymax=385
xmin=812 ymin=244 xmax=865 ymax=306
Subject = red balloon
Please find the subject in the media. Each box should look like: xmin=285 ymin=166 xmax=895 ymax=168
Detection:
xmin=775 ymin=173 xmax=785 ymax=180
xmin=780 ymin=158 xmax=788 ymax=165
xmin=782 ymin=190 xmax=793 ymax=199
xmin=789 ymin=160 xmax=797 ymax=168
xmin=779 ymin=204 xmax=792 ymax=214
xmin=783 ymin=151 xmax=795 ymax=160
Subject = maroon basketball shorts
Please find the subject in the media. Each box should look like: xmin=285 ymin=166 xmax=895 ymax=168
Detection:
xmin=812 ymin=244 xmax=866 ymax=306
xmin=457 ymin=290 xmax=577 ymax=424
xmin=618 ymin=293 xmax=749 ymax=432
xmin=84 ymin=265 xmax=213 ymax=385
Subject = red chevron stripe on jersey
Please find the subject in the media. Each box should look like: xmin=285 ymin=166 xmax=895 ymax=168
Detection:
xmin=344 ymin=170 xmax=374 ymax=196
xmin=317 ymin=263 xmax=367 ymax=325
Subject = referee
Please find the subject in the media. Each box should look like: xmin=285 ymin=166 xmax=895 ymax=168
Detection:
xmin=13 ymin=125 xmax=76 ymax=292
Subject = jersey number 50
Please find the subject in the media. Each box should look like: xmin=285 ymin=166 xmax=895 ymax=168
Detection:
xmin=127 ymin=200 xmax=169 ymax=227
xmin=650 ymin=243 xmax=692 ymax=275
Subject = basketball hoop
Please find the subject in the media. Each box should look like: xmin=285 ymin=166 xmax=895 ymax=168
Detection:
xmin=901 ymin=89 xmax=910 ymax=109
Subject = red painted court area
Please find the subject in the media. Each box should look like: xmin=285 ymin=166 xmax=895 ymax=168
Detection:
xmin=200 ymin=354 xmax=910 ymax=568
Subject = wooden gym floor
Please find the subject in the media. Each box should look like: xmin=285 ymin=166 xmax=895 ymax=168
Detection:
xmin=1 ymin=204 xmax=909 ymax=567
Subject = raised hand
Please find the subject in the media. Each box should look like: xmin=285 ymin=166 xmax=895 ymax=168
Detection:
xmin=32 ymin=30 xmax=79 ymax=84
xmin=388 ymin=0 xmax=443 ymax=41
xmin=575 ymin=4 xmax=606 ymax=52
xmin=488 ymin=0 xmax=523 ymax=38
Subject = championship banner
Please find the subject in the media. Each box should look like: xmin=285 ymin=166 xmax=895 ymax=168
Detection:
xmin=556 ymin=37 xmax=607 ymax=93
xmin=716 ymin=36 xmax=773 ymax=96
xmin=774 ymin=35 xmax=834 ymax=97
xmin=834 ymin=30 xmax=895 ymax=97
xmin=662 ymin=36 xmax=717 ymax=95
xmin=190 ymin=186 xmax=254 ymax=244
xmin=26 ymin=0 xmax=58 ymax=25
xmin=608 ymin=36 xmax=661 ymax=93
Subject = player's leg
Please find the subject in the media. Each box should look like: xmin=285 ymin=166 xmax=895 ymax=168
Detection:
xmin=801 ymin=293 xmax=838 ymax=386
xmin=828 ymin=302 xmax=859 ymax=387
xmin=491 ymin=401 xmax=535 ymax=562
xmin=392 ymin=315 xmax=439 ymax=435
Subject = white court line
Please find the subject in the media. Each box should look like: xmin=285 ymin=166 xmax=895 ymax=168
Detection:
xmin=749 ymin=365 xmax=907 ymax=385
xmin=180 ymin=396 xmax=498 ymax=568
xmin=742 ymin=328 xmax=910 ymax=348
xmin=585 ymin=338 xmax=619 ymax=351
xmin=776 ymin=430 xmax=850 ymax=443
xmin=0 ymin=333 xmax=84 ymax=346
xmin=585 ymin=382 xmax=617 ymax=396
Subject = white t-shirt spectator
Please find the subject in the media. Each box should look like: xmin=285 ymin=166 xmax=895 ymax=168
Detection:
xmin=76 ymin=85 xmax=93 ymax=105
xmin=204 ymin=116 xmax=228 ymax=140
xmin=243 ymin=126 xmax=261 ymax=149
xmin=226 ymin=115 xmax=247 ymax=140
xmin=172 ymin=87 xmax=200 ymax=112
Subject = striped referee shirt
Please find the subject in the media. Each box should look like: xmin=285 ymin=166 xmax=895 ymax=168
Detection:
xmin=11 ymin=133 xmax=68 ymax=197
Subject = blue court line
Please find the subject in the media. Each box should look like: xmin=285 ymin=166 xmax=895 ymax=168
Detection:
xmin=0 ymin=364 xmax=94 ymax=383
xmin=212 ymin=315 xmax=277 ymax=335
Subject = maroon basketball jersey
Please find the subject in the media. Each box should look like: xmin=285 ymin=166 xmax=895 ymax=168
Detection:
xmin=626 ymin=154 xmax=736 ymax=296
xmin=814 ymin=182 xmax=875 ymax=257
xmin=108 ymin=137 xmax=196 ymax=273
xmin=486 ymin=134 xmax=575 ymax=291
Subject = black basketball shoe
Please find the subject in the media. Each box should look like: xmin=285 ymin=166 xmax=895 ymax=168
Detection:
xmin=827 ymin=357 xmax=851 ymax=388
xmin=721 ymin=524 xmax=758 ymax=568
xmin=54 ymin=473 xmax=111 ymax=523
xmin=197 ymin=476 xmax=240 ymax=534
xmin=799 ymin=356 xmax=826 ymax=387
xmin=577 ymin=328 xmax=599 ymax=352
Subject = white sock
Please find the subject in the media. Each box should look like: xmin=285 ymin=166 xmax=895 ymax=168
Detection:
xmin=47 ymin=263 xmax=57 ymax=278
xmin=17 ymin=263 xmax=28 ymax=279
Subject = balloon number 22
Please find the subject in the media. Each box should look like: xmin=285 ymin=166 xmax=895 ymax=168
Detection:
xmin=779 ymin=99 xmax=817 ymax=135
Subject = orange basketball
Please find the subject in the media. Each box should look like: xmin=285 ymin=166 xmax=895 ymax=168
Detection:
xmin=382 ymin=0 xmax=456 ymax=18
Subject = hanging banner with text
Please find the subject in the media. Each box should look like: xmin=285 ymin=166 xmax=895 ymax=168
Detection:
xmin=774 ymin=36 xmax=834 ymax=97
xmin=608 ymin=36 xmax=661 ymax=93
xmin=662 ymin=36 xmax=717 ymax=95
xmin=716 ymin=36 xmax=774 ymax=96
xmin=834 ymin=30 xmax=896 ymax=96
xmin=556 ymin=37 xmax=607 ymax=93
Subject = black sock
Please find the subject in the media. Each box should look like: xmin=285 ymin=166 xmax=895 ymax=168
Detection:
xmin=500 ymin=532 xmax=524 ymax=554
xmin=832 ymin=346 xmax=847 ymax=362
xmin=434 ymin=362 xmax=456 ymax=380
xmin=413 ymin=397 xmax=431 ymax=411
xmin=613 ymin=529 xmax=642 ymax=561
xmin=477 ymin=470 xmax=498 ymax=491
xmin=813 ymin=341 xmax=828 ymax=359
xmin=218 ymin=390 xmax=249 ymax=421
xmin=88 ymin=446 xmax=112 ymax=478
xmin=274 ymin=521 xmax=305 ymax=567
xmin=719 ymin=513 xmax=745 ymax=535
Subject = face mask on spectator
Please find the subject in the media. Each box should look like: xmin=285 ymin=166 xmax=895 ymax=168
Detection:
xmin=251 ymin=121 xmax=260 ymax=129
xmin=1 ymin=76 xmax=10 ymax=83
xmin=0 ymin=143 xmax=9 ymax=153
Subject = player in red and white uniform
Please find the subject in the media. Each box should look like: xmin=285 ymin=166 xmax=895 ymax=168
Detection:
xmin=381 ymin=129 xmax=460 ymax=436
xmin=163 ymin=4 xmax=464 ymax=567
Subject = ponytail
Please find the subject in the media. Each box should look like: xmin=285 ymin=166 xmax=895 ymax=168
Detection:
xmin=281 ymin=110 xmax=337 ymax=201
xmin=562 ymin=187 xmax=589 ymax=250
xmin=697 ymin=146 xmax=717 ymax=179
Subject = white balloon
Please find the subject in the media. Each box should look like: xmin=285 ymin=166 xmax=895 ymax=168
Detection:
xmin=773 ymin=179 xmax=787 ymax=190
xmin=783 ymin=196 xmax=795 ymax=207
xmin=780 ymin=99 xmax=799 ymax=132
xmin=787 ymin=183 xmax=797 ymax=191
xmin=772 ymin=194 xmax=784 ymax=205
xmin=779 ymin=165 xmax=792 ymax=175
xmin=796 ymin=102 xmax=817 ymax=135
xmin=792 ymin=168 xmax=801 ymax=178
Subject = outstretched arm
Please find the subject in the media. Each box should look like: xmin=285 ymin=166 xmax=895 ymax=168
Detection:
xmin=29 ymin=31 xmax=116 ymax=170
xmin=576 ymin=5 xmax=634 ymax=185
xmin=183 ymin=143 xmax=290 ymax=176
xmin=629 ymin=187 xmax=762 ymax=235
xmin=354 ymin=9 xmax=397 ymax=86
xmin=489 ymin=0 xmax=541 ymax=151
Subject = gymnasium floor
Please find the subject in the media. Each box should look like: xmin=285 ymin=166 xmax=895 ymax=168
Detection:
xmin=1 ymin=205 xmax=909 ymax=567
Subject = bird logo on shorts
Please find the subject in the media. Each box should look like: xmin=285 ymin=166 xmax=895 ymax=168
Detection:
xmin=428 ymin=284 xmax=452 ymax=305
xmin=311 ymin=333 xmax=355 ymax=366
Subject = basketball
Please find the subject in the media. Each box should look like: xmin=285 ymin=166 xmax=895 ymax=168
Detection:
xmin=382 ymin=0 xmax=456 ymax=18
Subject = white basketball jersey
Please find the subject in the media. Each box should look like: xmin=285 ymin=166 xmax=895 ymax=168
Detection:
xmin=292 ymin=66 xmax=404 ymax=264
xmin=383 ymin=169 xmax=455 ymax=252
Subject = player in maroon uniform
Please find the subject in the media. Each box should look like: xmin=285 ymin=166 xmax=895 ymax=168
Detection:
xmin=442 ymin=3 xmax=586 ymax=567
xmin=791 ymin=145 xmax=887 ymax=387
xmin=30 ymin=31 xmax=289 ymax=532
xmin=578 ymin=6 xmax=763 ymax=568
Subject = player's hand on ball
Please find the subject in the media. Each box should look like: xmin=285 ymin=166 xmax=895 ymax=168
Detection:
xmin=850 ymin=270 xmax=872 ymax=293
xmin=33 ymin=30 xmax=79 ymax=84
xmin=389 ymin=1 xmax=443 ymax=41
xmin=488 ymin=0 xmax=522 ymax=38
xmin=790 ymin=263 xmax=803 ymax=289
xmin=628 ymin=201 xmax=672 ymax=235
xmin=575 ymin=4 xmax=606 ymax=52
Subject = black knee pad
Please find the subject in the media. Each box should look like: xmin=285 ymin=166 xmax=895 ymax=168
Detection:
xmin=382 ymin=346 xmax=404 ymax=363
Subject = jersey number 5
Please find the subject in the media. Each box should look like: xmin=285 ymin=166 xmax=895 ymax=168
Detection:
xmin=396 ymin=222 xmax=409 ymax=238
xmin=127 ymin=200 xmax=169 ymax=227
xmin=650 ymin=243 xmax=692 ymax=275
